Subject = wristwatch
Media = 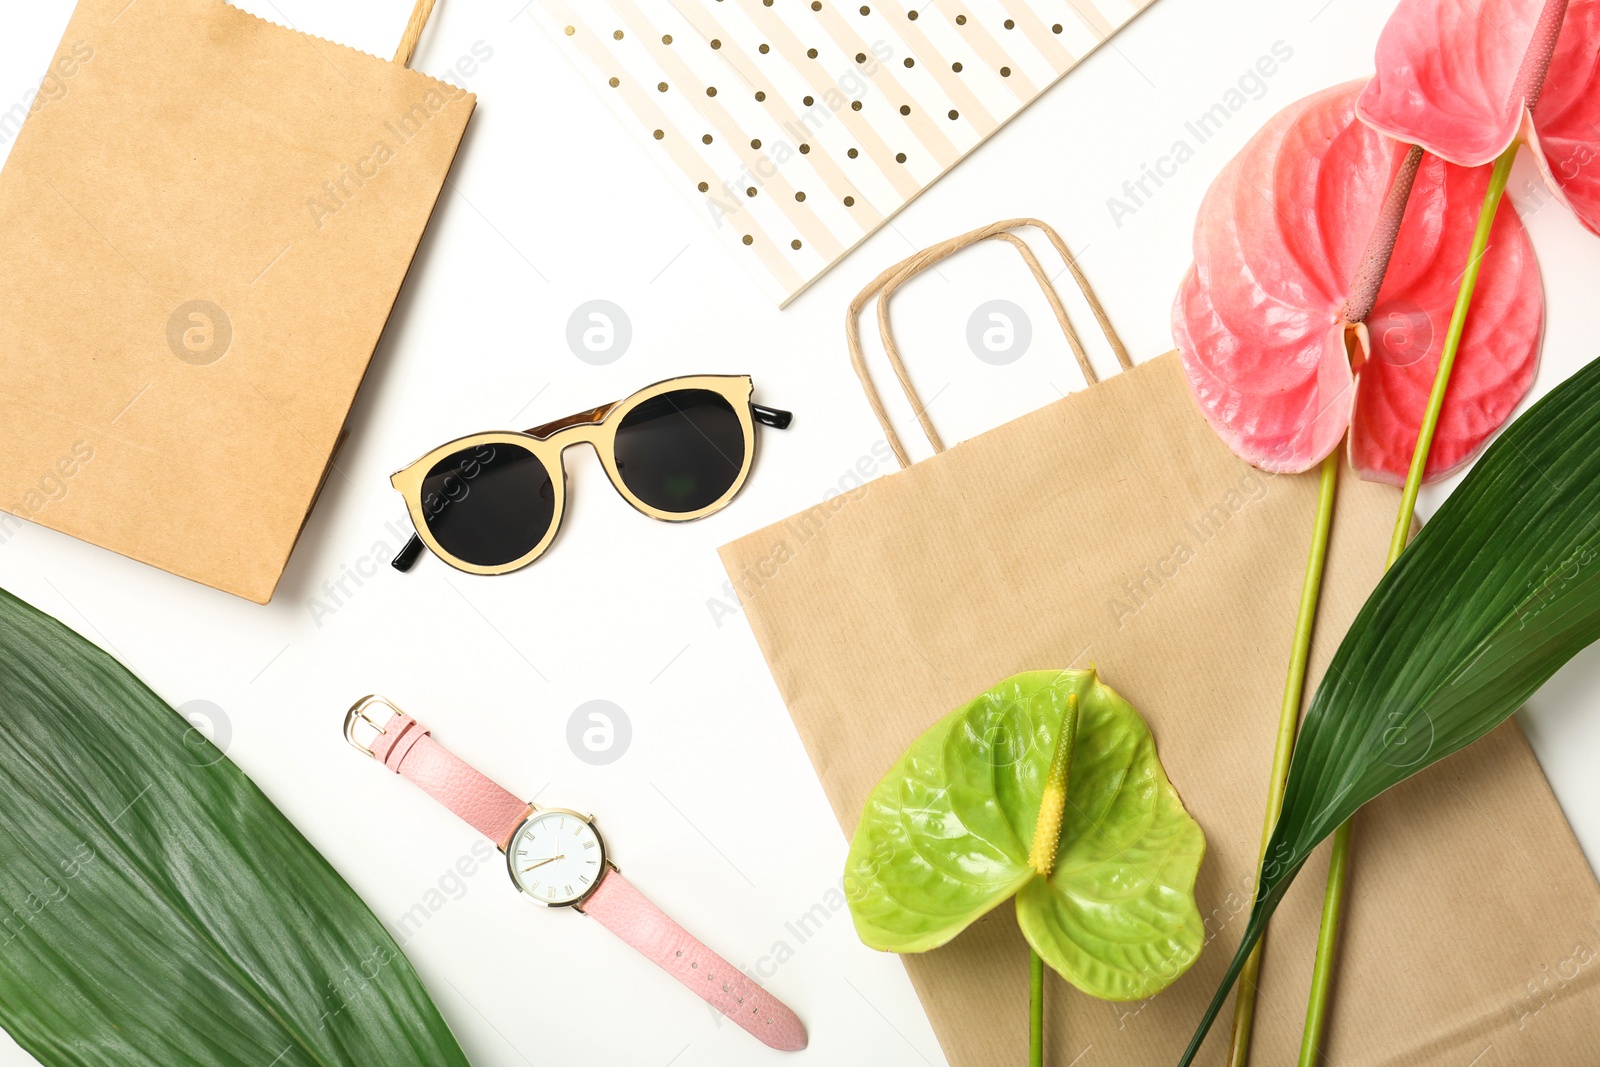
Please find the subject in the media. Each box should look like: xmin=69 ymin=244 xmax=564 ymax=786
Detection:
xmin=343 ymin=696 xmax=807 ymax=1052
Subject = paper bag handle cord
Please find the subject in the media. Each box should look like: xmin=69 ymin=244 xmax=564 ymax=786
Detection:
xmin=395 ymin=0 xmax=440 ymax=67
xmin=846 ymin=218 xmax=1132 ymax=469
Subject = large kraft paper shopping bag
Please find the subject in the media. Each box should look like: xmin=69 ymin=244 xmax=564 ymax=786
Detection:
xmin=0 ymin=0 xmax=472 ymax=602
xmin=720 ymin=220 xmax=1600 ymax=1065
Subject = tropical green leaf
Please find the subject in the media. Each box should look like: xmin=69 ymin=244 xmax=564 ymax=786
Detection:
xmin=0 ymin=588 xmax=469 ymax=1067
xmin=1179 ymin=354 xmax=1600 ymax=1064
xmin=845 ymin=669 xmax=1206 ymax=1001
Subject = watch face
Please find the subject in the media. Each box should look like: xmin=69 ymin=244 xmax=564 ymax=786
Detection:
xmin=507 ymin=809 xmax=606 ymax=906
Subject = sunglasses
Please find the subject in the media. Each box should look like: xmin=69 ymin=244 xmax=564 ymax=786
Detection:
xmin=390 ymin=374 xmax=791 ymax=575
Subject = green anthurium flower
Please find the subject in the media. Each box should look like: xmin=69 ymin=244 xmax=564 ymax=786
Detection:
xmin=845 ymin=669 xmax=1206 ymax=1001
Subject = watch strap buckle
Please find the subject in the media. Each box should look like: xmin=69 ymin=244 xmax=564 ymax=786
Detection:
xmin=344 ymin=695 xmax=401 ymax=759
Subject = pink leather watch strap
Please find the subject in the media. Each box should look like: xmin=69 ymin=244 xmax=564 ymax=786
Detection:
xmin=581 ymin=871 xmax=807 ymax=1052
xmin=369 ymin=712 xmax=530 ymax=849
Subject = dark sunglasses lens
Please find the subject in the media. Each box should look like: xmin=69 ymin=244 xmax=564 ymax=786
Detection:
xmin=419 ymin=442 xmax=555 ymax=567
xmin=614 ymin=389 xmax=746 ymax=513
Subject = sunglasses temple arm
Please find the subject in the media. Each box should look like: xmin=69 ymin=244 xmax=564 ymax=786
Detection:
xmin=751 ymin=403 xmax=793 ymax=430
xmin=392 ymin=532 xmax=426 ymax=573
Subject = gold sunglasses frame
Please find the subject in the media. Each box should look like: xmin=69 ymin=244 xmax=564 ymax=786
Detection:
xmin=392 ymin=374 xmax=766 ymax=576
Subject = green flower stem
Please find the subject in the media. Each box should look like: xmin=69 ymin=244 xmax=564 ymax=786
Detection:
xmin=1385 ymin=143 xmax=1521 ymax=564
xmin=1298 ymin=817 xmax=1352 ymax=1066
xmin=1030 ymin=948 xmax=1044 ymax=1067
xmin=1225 ymin=450 xmax=1339 ymax=1067
xmin=1297 ymin=139 xmax=1521 ymax=1067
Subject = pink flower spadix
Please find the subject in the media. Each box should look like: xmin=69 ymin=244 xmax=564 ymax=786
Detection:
xmin=1359 ymin=0 xmax=1600 ymax=234
xmin=1172 ymin=81 xmax=1542 ymax=483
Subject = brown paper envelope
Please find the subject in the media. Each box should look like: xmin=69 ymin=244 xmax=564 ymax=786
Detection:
xmin=0 ymin=0 xmax=473 ymax=602
xmin=721 ymin=352 xmax=1600 ymax=1065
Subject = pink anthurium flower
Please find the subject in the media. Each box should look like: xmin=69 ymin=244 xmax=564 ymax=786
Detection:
xmin=1358 ymin=0 xmax=1600 ymax=234
xmin=1172 ymin=81 xmax=1543 ymax=483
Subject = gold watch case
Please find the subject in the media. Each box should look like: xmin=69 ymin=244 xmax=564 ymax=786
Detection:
xmin=504 ymin=807 xmax=616 ymax=910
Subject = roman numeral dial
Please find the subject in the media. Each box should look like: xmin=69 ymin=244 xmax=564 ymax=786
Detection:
xmin=507 ymin=809 xmax=606 ymax=906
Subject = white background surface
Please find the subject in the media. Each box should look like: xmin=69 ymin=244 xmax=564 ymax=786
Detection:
xmin=3 ymin=1 xmax=1600 ymax=1065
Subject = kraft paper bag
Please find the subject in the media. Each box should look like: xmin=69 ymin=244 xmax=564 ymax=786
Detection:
xmin=720 ymin=220 xmax=1600 ymax=1065
xmin=0 ymin=0 xmax=473 ymax=603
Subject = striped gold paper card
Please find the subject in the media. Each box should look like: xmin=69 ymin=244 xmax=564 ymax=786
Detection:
xmin=532 ymin=0 xmax=1157 ymax=304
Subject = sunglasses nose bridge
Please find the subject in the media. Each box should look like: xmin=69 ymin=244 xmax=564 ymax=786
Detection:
xmin=547 ymin=428 xmax=614 ymax=487
xmin=551 ymin=424 xmax=607 ymax=455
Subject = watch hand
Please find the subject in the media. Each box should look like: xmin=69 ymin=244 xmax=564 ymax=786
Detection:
xmin=522 ymin=854 xmax=565 ymax=872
